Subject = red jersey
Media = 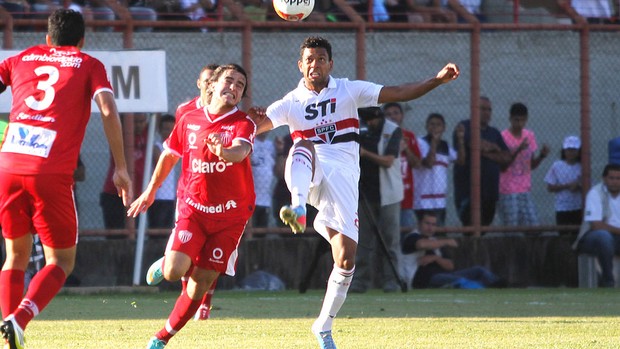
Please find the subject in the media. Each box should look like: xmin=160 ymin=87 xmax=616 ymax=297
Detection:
xmin=175 ymin=96 xmax=201 ymax=120
xmin=166 ymin=106 xmax=256 ymax=220
xmin=400 ymin=128 xmax=421 ymax=210
xmin=0 ymin=45 xmax=113 ymax=175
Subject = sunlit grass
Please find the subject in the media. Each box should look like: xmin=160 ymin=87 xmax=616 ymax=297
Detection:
xmin=19 ymin=288 xmax=620 ymax=348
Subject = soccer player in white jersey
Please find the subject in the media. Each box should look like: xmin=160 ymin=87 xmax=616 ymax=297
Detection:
xmin=255 ymin=36 xmax=459 ymax=349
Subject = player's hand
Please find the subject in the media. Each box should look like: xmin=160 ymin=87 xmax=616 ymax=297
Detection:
xmin=127 ymin=191 xmax=155 ymax=218
xmin=113 ymin=169 xmax=133 ymax=207
xmin=247 ymin=106 xmax=267 ymax=125
xmin=205 ymin=133 xmax=225 ymax=160
xmin=436 ymin=63 xmax=459 ymax=83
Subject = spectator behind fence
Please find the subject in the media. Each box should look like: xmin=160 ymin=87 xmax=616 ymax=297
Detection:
xmin=250 ymin=133 xmax=276 ymax=228
xmin=453 ymin=96 xmax=511 ymax=227
xmin=351 ymin=107 xmax=404 ymax=293
xmin=383 ymin=102 xmax=421 ymax=230
xmin=402 ymin=212 xmax=506 ymax=288
xmin=180 ymin=0 xmax=217 ymax=31
xmin=573 ymin=164 xmax=620 ymax=287
xmin=570 ymin=0 xmax=614 ymax=23
xmin=414 ymin=112 xmax=463 ymax=226
xmin=149 ymin=114 xmax=177 ymax=229
xmin=123 ymin=0 xmax=158 ymax=31
xmin=544 ymin=135 xmax=583 ymax=235
xmin=100 ymin=113 xmax=148 ymax=230
xmin=497 ymin=102 xmax=550 ymax=228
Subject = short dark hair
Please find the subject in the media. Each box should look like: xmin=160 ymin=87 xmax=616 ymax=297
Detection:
xmin=200 ymin=64 xmax=219 ymax=76
xmin=382 ymin=102 xmax=403 ymax=113
xmin=510 ymin=102 xmax=528 ymax=117
xmin=207 ymin=63 xmax=248 ymax=98
xmin=300 ymin=36 xmax=332 ymax=61
xmin=48 ymin=9 xmax=85 ymax=47
xmin=426 ymin=112 xmax=445 ymax=126
xmin=603 ymin=163 xmax=620 ymax=177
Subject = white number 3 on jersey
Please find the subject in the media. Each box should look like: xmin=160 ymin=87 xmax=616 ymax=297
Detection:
xmin=25 ymin=65 xmax=59 ymax=111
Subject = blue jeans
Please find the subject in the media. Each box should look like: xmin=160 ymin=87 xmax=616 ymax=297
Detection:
xmin=429 ymin=266 xmax=500 ymax=288
xmin=578 ymin=229 xmax=620 ymax=287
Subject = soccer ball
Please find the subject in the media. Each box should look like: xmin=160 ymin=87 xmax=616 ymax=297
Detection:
xmin=273 ymin=0 xmax=315 ymax=21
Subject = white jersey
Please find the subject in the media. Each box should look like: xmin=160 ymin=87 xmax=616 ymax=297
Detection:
xmin=266 ymin=77 xmax=382 ymax=241
xmin=267 ymin=77 xmax=383 ymax=172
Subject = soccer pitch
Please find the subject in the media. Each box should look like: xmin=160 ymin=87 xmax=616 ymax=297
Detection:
xmin=23 ymin=288 xmax=620 ymax=348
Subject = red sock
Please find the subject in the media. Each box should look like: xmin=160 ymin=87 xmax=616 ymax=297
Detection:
xmin=201 ymin=278 xmax=217 ymax=307
xmin=155 ymin=292 xmax=201 ymax=343
xmin=0 ymin=269 xmax=25 ymax=318
xmin=181 ymin=264 xmax=195 ymax=294
xmin=13 ymin=265 xmax=65 ymax=329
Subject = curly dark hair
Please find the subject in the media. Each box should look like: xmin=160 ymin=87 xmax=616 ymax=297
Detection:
xmin=300 ymin=36 xmax=332 ymax=61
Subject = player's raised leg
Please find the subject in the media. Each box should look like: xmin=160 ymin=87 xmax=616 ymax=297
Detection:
xmin=280 ymin=140 xmax=315 ymax=234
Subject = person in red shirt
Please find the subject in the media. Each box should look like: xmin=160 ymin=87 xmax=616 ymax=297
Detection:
xmin=128 ymin=64 xmax=256 ymax=349
xmin=0 ymin=9 xmax=132 ymax=349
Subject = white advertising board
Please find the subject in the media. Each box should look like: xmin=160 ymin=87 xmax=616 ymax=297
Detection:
xmin=0 ymin=50 xmax=168 ymax=113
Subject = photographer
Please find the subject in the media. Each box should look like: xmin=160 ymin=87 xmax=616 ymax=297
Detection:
xmin=350 ymin=107 xmax=404 ymax=293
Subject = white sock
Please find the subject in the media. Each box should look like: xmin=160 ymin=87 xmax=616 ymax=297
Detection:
xmin=312 ymin=265 xmax=354 ymax=333
xmin=288 ymin=146 xmax=313 ymax=208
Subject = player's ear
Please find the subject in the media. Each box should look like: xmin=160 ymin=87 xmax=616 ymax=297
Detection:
xmin=298 ymin=60 xmax=303 ymax=73
xmin=45 ymin=35 xmax=52 ymax=46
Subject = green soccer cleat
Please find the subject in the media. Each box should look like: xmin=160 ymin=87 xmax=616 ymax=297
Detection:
xmin=279 ymin=205 xmax=307 ymax=234
xmin=1 ymin=316 xmax=25 ymax=349
xmin=146 ymin=257 xmax=164 ymax=286
xmin=145 ymin=337 xmax=166 ymax=349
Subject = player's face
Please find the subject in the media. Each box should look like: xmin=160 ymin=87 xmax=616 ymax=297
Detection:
xmin=298 ymin=47 xmax=333 ymax=91
xmin=212 ymin=69 xmax=246 ymax=107
xmin=197 ymin=69 xmax=214 ymax=95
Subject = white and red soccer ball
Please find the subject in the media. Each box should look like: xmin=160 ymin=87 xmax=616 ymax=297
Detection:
xmin=273 ymin=0 xmax=315 ymax=21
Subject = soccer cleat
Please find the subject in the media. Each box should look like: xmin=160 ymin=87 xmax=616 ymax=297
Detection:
xmin=193 ymin=304 xmax=211 ymax=321
xmin=314 ymin=330 xmax=337 ymax=349
xmin=279 ymin=205 xmax=307 ymax=234
xmin=1 ymin=316 xmax=25 ymax=349
xmin=146 ymin=257 xmax=164 ymax=286
xmin=145 ymin=337 xmax=166 ymax=349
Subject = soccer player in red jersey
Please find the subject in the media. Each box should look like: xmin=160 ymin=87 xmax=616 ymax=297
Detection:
xmin=0 ymin=9 xmax=132 ymax=349
xmin=128 ymin=64 xmax=256 ymax=349
xmin=145 ymin=64 xmax=220 ymax=321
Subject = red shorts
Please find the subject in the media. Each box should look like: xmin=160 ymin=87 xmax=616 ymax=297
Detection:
xmin=0 ymin=172 xmax=77 ymax=249
xmin=167 ymin=207 xmax=248 ymax=276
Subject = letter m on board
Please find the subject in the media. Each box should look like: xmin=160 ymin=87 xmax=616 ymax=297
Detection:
xmin=112 ymin=66 xmax=140 ymax=99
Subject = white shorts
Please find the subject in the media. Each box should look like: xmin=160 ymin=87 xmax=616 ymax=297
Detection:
xmin=286 ymin=154 xmax=360 ymax=243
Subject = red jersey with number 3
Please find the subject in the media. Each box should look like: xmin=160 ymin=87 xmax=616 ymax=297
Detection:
xmin=0 ymin=45 xmax=113 ymax=175
xmin=166 ymin=106 xmax=256 ymax=221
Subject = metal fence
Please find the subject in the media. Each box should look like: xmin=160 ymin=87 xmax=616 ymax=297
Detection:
xmin=0 ymin=18 xmax=618 ymax=237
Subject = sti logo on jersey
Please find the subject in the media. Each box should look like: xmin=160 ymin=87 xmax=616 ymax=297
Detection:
xmin=315 ymin=124 xmax=336 ymax=144
xmin=305 ymin=98 xmax=336 ymax=120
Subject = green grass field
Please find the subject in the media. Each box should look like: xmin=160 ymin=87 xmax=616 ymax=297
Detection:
xmin=19 ymin=288 xmax=620 ymax=348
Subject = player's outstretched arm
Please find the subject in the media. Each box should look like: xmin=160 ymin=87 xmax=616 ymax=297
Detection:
xmin=96 ymin=91 xmax=133 ymax=206
xmin=378 ymin=63 xmax=460 ymax=104
xmin=127 ymin=150 xmax=179 ymax=217
xmin=206 ymin=136 xmax=252 ymax=163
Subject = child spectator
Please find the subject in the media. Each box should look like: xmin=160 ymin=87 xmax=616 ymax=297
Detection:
xmin=544 ymin=135 xmax=583 ymax=235
xmin=497 ymin=102 xmax=549 ymax=227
